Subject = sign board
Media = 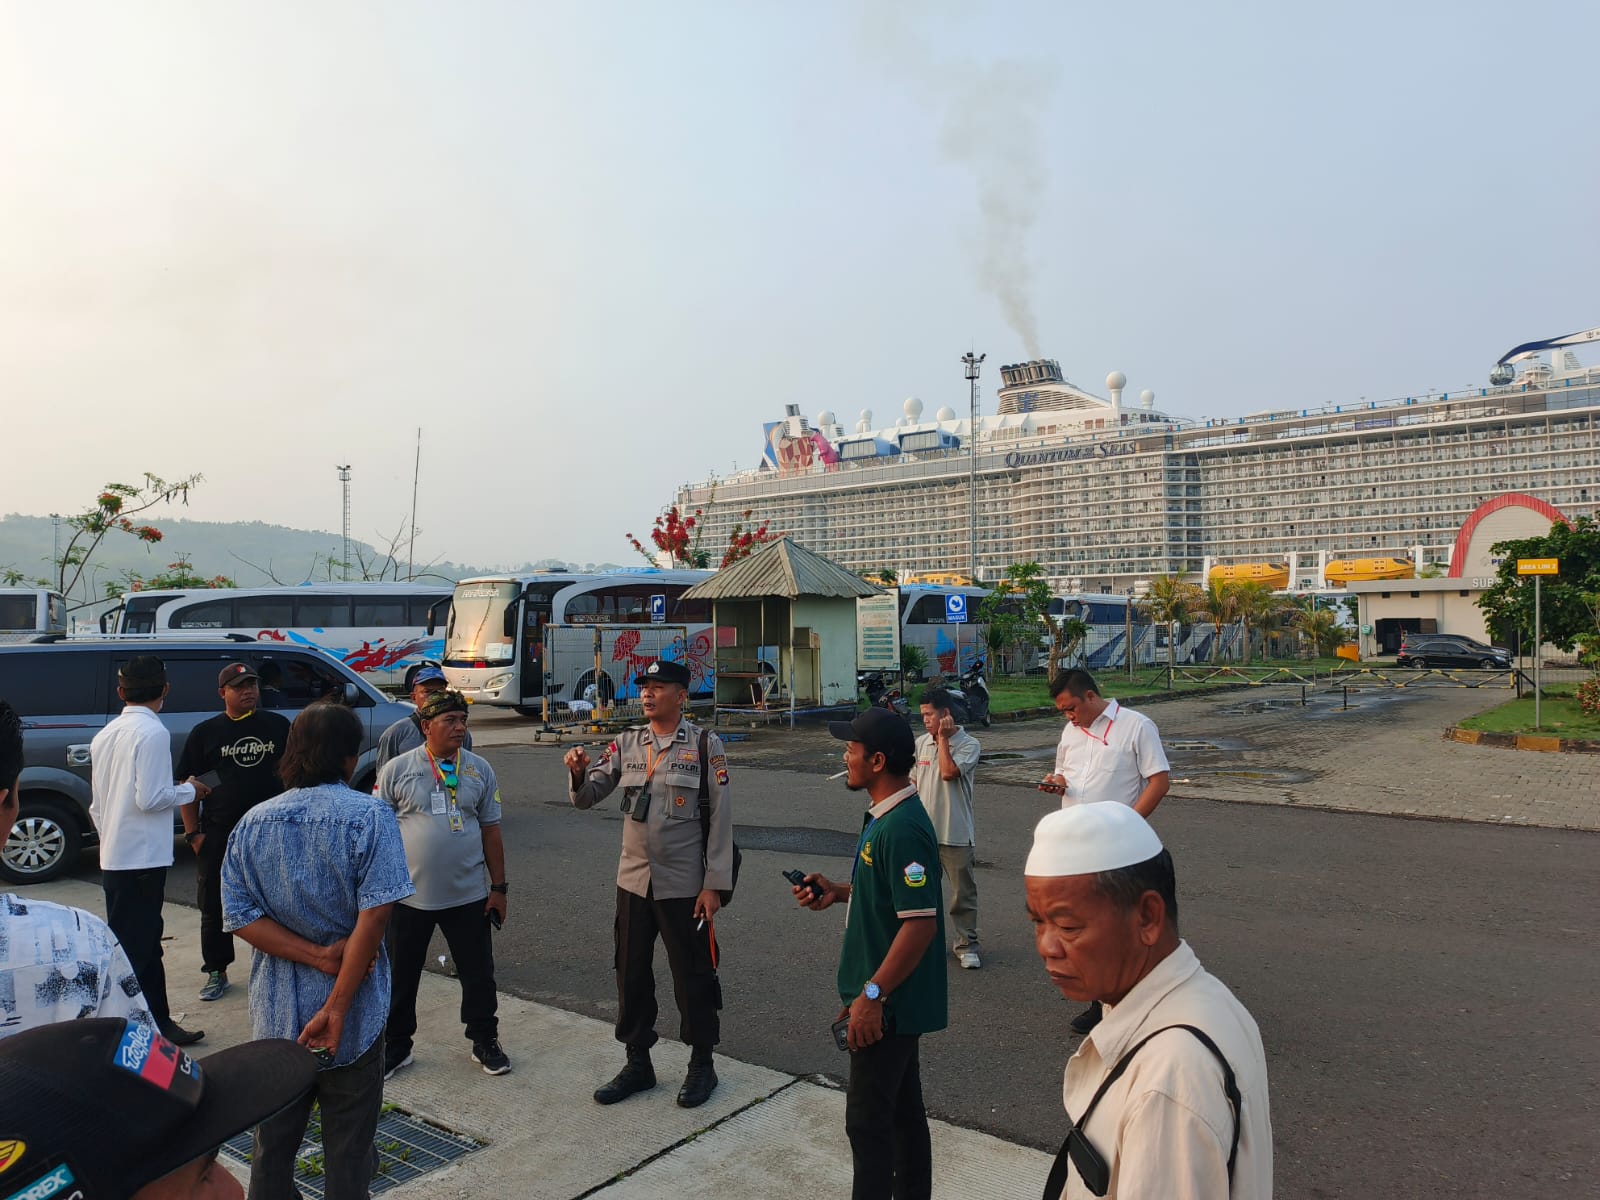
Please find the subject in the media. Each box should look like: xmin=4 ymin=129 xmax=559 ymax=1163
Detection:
xmin=1359 ymin=624 xmax=1372 ymax=635
xmin=1516 ymin=558 xmax=1559 ymax=576
xmin=856 ymin=590 xmax=901 ymax=670
xmin=945 ymin=592 xmax=969 ymax=624
xmin=649 ymin=594 xmax=667 ymax=623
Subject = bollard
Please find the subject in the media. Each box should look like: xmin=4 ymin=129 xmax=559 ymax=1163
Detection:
xmin=1301 ymin=685 xmax=1307 ymax=707
xmin=1342 ymin=686 xmax=1348 ymax=711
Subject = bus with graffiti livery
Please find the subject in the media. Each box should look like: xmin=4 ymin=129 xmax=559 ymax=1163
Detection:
xmin=441 ymin=570 xmax=716 ymax=714
xmin=101 ymin=582 xmax=451 ymax=690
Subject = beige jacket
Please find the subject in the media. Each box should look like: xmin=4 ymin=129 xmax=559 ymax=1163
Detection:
xmin=570 ymin=718 xmax=734 ymax=900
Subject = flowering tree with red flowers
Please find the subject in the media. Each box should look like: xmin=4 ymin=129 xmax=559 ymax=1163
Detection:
xmin=720 ymin=509 xmax=781 ymax=568
xmin=55 ymin=473 xmax=203 ymax=605
xmin=627 ymin=506 xmax=710 ymax=568
xmin=117 ymin=553 xmax=236 ymax=595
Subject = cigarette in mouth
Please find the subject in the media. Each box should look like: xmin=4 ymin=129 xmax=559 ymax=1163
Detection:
xmin=828 ymin=770 xmax=848 ymax=780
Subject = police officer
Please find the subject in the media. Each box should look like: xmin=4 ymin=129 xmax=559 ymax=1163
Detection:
xmin=563 ymin=659 xmax=734 ymax=1109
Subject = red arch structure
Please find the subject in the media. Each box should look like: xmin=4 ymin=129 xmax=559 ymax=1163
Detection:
xmin=1446 ymin=493 xmax=1570 ymax=578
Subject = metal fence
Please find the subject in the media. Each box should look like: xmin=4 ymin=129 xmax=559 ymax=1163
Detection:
xmin=539 ymin=623 xmax=698 ymax=725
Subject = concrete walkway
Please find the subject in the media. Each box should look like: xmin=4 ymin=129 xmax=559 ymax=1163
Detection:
xmin=18 ymin=878 xmax=1052 ymax=1199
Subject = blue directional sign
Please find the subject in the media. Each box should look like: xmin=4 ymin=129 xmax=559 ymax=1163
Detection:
xmin=650 ymin=594 xmax=667 ymax=624
xmin=945 ymin=592 xmax=968 ymax=624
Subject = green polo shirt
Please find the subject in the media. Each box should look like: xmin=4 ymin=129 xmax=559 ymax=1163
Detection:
xmin=836 ymin=786 xmax=948 ymax=1036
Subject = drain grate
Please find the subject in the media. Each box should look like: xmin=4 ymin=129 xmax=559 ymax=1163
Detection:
xmin=1166 ymin=739 xmax=1221 ymax=751
xmin=219 ymin=1103 xmax=483 ymax=1196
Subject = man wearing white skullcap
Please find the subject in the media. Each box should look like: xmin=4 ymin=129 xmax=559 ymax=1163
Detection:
xmin=1025 ymin=804 xmax=1272 ymax=1199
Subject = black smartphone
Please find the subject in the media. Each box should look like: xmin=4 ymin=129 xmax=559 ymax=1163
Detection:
xmin=196 ymin=771 xmax=222 ymax=790
xmin=784 ymin=869 xmax=824 ymax=900
xmin=830 ymin=1014 xmax=850 ymax=1052
xmin=487 ymin=909 xmax=503 ymax=931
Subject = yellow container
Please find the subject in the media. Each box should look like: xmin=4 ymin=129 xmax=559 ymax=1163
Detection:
xmin=1336 ymin=643 xmax=1360 ymax=662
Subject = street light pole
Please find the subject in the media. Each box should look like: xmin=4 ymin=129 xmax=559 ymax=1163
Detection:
xmin=962 ymin=351 xmax=985 ymax=584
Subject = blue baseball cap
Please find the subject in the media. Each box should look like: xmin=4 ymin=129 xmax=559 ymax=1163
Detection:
xmin=414 ymin=666 xmax=447 ymax=685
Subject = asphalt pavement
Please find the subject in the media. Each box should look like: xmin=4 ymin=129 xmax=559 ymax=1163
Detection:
xmin=136 ymin=685 xmax=1600 ymax=1198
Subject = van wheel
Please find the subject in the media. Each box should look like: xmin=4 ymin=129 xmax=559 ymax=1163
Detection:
xmin=1 ymin=799 xmax=80 ymax=884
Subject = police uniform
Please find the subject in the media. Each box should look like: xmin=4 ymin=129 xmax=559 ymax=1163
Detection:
xmin=569 ymin=663 xmax=734 ymax=1056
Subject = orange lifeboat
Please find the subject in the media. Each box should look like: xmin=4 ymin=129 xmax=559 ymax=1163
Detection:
xmin=1207 ymin=562 xmax=1290 ymax=589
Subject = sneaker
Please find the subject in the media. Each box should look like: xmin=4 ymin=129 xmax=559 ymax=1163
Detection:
xmin=471 ymin=1039 xmax=511 ymax=1076
xmin=158 ymin=1020 xmax=205 ymax=1047
xmin=198 ymin=970 xmax=230 ymax=1002
xmin=383 ymin=1046 xmax=415 ymax=1081
xmin=958 ymin=949 xmax=982 ymax=970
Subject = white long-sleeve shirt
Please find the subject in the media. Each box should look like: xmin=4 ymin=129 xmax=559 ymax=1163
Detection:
xmin=89 ymin=705 xmax=193 ymax=870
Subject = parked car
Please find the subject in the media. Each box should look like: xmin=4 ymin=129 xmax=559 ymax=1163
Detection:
xmin=0 ymin=639 xmax=412 ymax=884
xmin=1395 ymin=634 xmax=1513 ymax=670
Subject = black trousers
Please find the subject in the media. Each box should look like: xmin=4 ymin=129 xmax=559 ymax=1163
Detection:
xmin=845 ymin=1032 xmax=931 ymax=1200
xmin=613 ymin=886 xmax=721 ymax=1052
xmin=194 ymin=817 xmax=240 ymax=974
xmin=102 ymin=867 xmax=170 ymax=1027
xmin=249 ymin=1036 xmax=383 ymax=1200
xmin=385 ymin=899 xmax=498 ymax=1051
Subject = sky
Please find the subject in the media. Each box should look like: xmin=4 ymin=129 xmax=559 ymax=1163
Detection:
xmin=4 ymin=1 xmax=1598 ymax=568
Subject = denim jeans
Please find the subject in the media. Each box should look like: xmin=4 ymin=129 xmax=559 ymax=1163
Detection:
xmin=248 ymin=1036 xmax=383 ymax=1200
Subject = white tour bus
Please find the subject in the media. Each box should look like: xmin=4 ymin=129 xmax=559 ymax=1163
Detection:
xmin=101 ymin=582 xmax=452 ymax=689
xmin=0 ymin=588 xmax=67 ymax=643
xmin=442 ymin=570 xmax=715 ymax=713
xmin=894 ymin=584 xmax=992 ymax=676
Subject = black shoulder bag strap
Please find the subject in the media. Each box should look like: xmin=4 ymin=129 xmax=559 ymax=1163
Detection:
xmin=1041 ymin=1024 xmax=1242 ymax=1199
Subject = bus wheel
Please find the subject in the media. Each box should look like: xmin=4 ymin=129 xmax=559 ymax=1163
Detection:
xmin=574 ymin=670 xmax=616 ymax=705
xmin=514 ymin=705 xmax=542 ymax=719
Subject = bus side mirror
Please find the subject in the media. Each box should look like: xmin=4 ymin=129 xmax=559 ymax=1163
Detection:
xmin=427 ymin=599 xmax=449 ymax=636
xmin=503 ymin=605 xmax=518 ymax=638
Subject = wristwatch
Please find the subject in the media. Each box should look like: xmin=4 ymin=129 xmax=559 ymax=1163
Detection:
xmin=184 ymin=831 xmax=202 ymax=845
xmin=863 ymin=981 xmax=882 ymax=1002
xmin=489 ymin=882 xmax=509 ymax=895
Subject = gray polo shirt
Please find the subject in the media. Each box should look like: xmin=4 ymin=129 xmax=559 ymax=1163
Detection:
xmin=376 ymin=745 xmax=501 ymax=910
xmin=910 ymin=728 xmax=981 ymax=846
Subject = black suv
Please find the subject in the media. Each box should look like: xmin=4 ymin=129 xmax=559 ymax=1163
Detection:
xmin=1395 ymin=634 xmax=1513 ymax=670
xmin=1 ymin=639 xmax=411 ymax=884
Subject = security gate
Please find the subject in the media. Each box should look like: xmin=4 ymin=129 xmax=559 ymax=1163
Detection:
xmin=540 ymin=623 xmax=692 ymax=724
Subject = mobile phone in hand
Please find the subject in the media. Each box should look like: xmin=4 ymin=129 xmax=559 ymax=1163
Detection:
xmin=784 ymin=869 xmax=824 ymax=900
xmin=487 ymin=909 xmax=503 ymax=931
xmin=196 ymin=771 xmax=222 ymax=790
xmin=830 ymin=1014 xmax=850 ymax=1051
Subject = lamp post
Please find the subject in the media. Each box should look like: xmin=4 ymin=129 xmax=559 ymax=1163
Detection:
xmin=962 ymin=351 xmax=985 ymax=584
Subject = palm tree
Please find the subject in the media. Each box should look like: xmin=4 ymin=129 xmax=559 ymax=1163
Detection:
xmin=1230 ymin=581 xmax=1284 ymax=666
xmin=1292 ymin=606 xmax=1342 ymax=658
xmin=1195 ymin=578 xmax=1241 ymax=663
xmin=1139 ymin=573 xmax=1202 ymax=671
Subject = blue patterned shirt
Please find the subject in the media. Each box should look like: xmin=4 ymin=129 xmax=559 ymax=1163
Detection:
xmin=0 ymin=894 xmax=154 ymax=1039
xmin=221 ymin=782 xmax=414 ymax=1067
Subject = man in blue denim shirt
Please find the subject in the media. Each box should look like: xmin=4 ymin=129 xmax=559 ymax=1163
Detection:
xmin=223 ymin=703 xmax=414 ymax=1200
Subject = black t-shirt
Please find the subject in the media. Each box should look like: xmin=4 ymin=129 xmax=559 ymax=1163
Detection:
xmin=176 ymin=709 xmax=293 ymax=826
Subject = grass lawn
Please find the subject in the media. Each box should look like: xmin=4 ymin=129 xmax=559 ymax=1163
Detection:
xmin=898 ymin=658 xmax=1354 ymax=716
xmin=1456 ymin=686 xmax=1600 ymax=739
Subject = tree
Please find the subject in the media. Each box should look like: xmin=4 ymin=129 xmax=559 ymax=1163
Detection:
xmin=977 ymin=562 xmax=1053 ymax=676
xmin=1292 ymin=605 xmax=1343 ymax=658
xmin=1477 ymin=515 xmax=1600 ymax=652
xmin=115 ymin=554 xmax=236 ymax=595
xmin=628 ymin=506 xmax=709 ymax=569
xmin=54 ymin=474 xmax=203 ymax=605
xmin=1230 ymin=581 xmax=1285 ymax=665
xmin=1194 ymin=577 xmax=1242 ymax=663
xmin=861 ymin=567 xmax=898 ymax=586
xmin=1139 ymin=573 xmax=1203 ymax=672
xmin=720 ymin=510 xmax=781 ymax=568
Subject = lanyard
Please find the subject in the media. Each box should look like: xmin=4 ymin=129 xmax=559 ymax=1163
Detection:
xmin=1078 ymin=714 xmax=1115 ymax=747
xmin=426 ymin=749 xmax=459 ymax=801
xmin=643 ymin=741 xmax=670 ymax=785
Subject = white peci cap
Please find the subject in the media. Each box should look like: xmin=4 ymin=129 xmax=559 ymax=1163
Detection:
xmin=1024 ymin=803 xmax=1164 ymax=877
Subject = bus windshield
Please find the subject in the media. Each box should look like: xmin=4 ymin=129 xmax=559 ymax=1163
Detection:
xmin=446 ymin=581 xmax=521 ymax=664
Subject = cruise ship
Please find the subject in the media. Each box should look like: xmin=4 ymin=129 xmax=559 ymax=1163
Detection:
xmin=674 ymin=331 xmax=1600 ymax=593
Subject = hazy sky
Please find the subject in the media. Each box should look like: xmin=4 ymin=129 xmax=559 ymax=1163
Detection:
xmin=4 ymin=1 xmax=1597 ymax=568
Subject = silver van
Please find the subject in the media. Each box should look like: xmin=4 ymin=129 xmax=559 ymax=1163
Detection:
xmin=0 ymin=639 xmax=412 ymax=883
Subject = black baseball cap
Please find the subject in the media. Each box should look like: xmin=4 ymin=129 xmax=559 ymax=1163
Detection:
xmin=217 ymin=662 xmax=259 ymax=689
xmin=828 ymin=706 xmax=916 ymax=762
xmin=0 ymin=1018 xmax=318 ymax=1199
xmin=634 ymin=659 xmax=692 ymax=688
xmin=117 ymin=655 xmax=166 ymax=688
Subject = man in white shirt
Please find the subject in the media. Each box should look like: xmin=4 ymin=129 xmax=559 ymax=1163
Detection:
xmin=1025 ymin=803 xmax=1272 ymax=1199
xmin=911 ymin=687 xmax=984 ymax=969
xmin=89 ymin=656 xmax=212 ymax=1046
xmin=0 ymin=701 xmax=154 ymax=1039
xmin=1039 ymin=669 xmax=1170 ymax=1033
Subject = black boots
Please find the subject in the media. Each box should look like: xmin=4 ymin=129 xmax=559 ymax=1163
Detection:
xmin=594 ymin=1047 xmax=657 ymax=1105
xmin=677 ymin=1046 xmax=718 ymax=1109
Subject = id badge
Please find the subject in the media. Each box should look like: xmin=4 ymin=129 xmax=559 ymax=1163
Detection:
xmin=431 ymin=787 xmax=448 ymax=816
xmin=448 ymin=807 xmax=465 ymax=833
